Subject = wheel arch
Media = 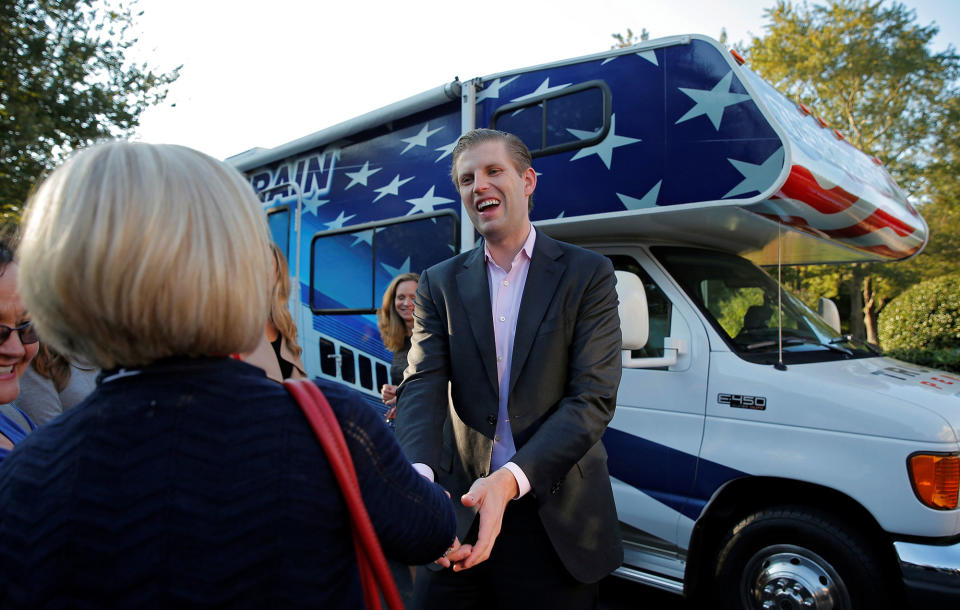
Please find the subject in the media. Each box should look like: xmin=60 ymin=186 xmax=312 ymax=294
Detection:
xmin=683 ymin=475 xmax=903 ymax=602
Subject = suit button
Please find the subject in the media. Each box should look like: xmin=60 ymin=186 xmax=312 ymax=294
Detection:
xmin=487 ymin=415 xmax=496 ymax=425
xmin=550 ymin=482 xmax=562 ymax=495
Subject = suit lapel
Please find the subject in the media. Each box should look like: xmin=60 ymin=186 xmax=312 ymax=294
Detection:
xmin=456 ymin=247 xmax=499 ymax=394
xmin=509 ymin=233 xmax=564 ymax=395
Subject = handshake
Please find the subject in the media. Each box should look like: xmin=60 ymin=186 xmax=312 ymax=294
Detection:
xmin=427 ymin=468 xmax=519 ymax=570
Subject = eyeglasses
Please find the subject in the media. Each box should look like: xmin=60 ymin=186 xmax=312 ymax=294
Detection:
xmin=0 ymin=322 xmax=38 ymax=346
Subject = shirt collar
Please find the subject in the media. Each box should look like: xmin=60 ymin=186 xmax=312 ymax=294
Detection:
xmin=483 ymin=225 xmax=537 ymax=267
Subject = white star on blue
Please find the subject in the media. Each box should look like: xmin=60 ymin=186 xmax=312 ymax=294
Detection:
xmin=381 ymin=257 xmax=411 ymax=277
xmin=724 ymin=148 xmax=784 ymax=198
xmin=401 ymin=123 xmax=444 ymax=154
xmin=476 ymin=76 xmax=519 ymax=102
xmin=406 ymin=186 xmax=454 ymax=216
xmin=324 ymin=211 xmax=356 ymax=230
xmin=373 ymin=174 xmax=414 ymax=203
xmin=344 ymin=161 xmax=381 ymax=190
xmin=676 ymin=71 xmax=752 ymax=131
xmin=618 ymin=180 xmax=661 ymax=209
xmin=567 ymin=115 xmax=641 ymax=170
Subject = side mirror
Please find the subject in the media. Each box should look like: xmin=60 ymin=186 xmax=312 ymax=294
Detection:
xmin=818 ymin=297 xmax=841 ymax=334
xmin=615 ymin=271 xmax=648 ymax=350
xmin=615 ymin=270 xmax=686 ymax=370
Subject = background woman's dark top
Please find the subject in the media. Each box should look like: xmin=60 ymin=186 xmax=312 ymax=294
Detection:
xmin=390 ymin=335 xmax=412 ymax=386
xmin=0 ymin=357 xmax=454 ymax=609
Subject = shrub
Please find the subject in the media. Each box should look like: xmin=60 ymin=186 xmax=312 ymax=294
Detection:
xmin=879 ymin=274 xmax=960 ymax=372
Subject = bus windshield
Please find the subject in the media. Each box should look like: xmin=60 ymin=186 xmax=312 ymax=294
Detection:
xmin=652 ymin=246 xmax=876 ymax=364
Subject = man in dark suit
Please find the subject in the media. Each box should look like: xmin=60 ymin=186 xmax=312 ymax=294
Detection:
xmin=396 ymin=128 xmax=622 ymax=609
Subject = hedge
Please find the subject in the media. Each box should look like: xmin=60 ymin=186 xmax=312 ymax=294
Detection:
xmin=879 ymin=274 xmax=960 ymax=373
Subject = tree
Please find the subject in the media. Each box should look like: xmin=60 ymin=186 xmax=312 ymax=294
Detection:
xmin=902 ymin=92 xmax=960 ymax=282
xmin=0 ymin=0 xmax=179 ymax=217
xmin=744 ymin=0 xmax=960 ymax=344
xmin=612 ymin=26 xmax=727 ymax=49
xmin=611 ymin=28 xmax=649 ymax=49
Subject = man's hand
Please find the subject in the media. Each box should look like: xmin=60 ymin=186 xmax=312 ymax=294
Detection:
xmin=434 ymin=537 xmax=471 ymax=568
xmin=454 ymin=468 xmax=519 ymax=571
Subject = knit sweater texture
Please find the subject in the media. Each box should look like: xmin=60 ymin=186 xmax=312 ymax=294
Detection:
xmin=0 ymin=357 xmax=455 ymax=608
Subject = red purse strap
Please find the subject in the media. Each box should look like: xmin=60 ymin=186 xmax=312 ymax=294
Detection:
xmin=284 ymin=379 xmax=404 ymax=610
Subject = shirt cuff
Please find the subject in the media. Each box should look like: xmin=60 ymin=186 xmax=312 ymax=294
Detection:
xmin=502 ymin=461 xmax=531 ymax=499
xmin=412 ymin=462 xmax=435 ymax=481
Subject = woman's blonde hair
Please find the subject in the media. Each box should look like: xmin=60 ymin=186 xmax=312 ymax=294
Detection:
xmin=31 ymin=343 xmax=73 ymax=393
xmin=376 ymin=272 xmax=419 ymax=353
xmin=269 ymin=242 xmax=302 ymax=358
xmin=18 ymin=141 xmax=272 ymax=369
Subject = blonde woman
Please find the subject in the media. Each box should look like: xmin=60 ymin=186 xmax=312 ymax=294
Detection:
xmin=376 ymin=272 xmax=418 ymax=419
xmin=0 ymin=141 xmax=455 ymax=608
xmin=241 ymin=243 xmax=306 ymax=382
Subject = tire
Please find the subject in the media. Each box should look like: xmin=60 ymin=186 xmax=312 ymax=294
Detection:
xmin=713 ymin=506 xmax=888 ymax=610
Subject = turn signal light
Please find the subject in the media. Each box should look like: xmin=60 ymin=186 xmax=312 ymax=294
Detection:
xmin=909 ymin=453 xmax=960 ymax=510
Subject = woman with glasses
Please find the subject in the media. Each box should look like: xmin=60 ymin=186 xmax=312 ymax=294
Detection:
xmin=0 ymin=141 xmax=456 ymax=608
xmin=0 ymin=241 xmax=39 ymax=464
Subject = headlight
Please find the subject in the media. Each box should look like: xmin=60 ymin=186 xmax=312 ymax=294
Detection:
xmin=908 ymin=453 xmax=960 ymax=510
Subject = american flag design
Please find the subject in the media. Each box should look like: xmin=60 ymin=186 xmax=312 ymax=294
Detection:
xmin=239 ymin=35 xmax=924 ymax=402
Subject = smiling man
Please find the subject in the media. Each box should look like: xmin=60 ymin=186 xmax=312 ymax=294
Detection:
xmin=396 ymin=128 xmax=623 ymax=609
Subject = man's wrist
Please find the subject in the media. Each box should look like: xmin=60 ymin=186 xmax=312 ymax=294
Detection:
xmin=499 ymin=462 xmax=530 ymax=499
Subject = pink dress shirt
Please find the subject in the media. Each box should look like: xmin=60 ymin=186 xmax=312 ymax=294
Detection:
xmin=412 ymin=227 xmax=536 ymax=499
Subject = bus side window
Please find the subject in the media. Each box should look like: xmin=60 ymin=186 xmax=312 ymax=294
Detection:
xmin=319 ymin=338 xmax=337 ymax=377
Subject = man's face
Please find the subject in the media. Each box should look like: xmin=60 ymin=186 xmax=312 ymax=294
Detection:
xmin=455 ymin=140 xmax=536 ymax=244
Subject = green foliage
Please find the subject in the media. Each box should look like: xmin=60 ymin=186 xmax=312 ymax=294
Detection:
xmin=0 ymin=0 xmax=180 ymax=212
xmin=745 ymin=1 xmax=960 ymax=343
xmin=611 ymin=28 xmax=649 ymax=48
xmin=883 ymin=347 xmax=960 ymax=374
xmin=900 ymin=93 xmax=960 ymax=282
xmin=712 ymin=287 xmax=766 ymax=338
xmin=746 ymin=0 xmax=959 ymax=189
xmin=878 ymin=274 xmax=960 ymax=373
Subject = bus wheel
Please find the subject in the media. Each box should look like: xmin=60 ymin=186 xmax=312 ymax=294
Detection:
xmin=713 ymin=506 xmax=885 ymax=610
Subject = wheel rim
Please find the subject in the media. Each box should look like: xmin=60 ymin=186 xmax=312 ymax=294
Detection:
xmin=741 ymin=544 xmax=851 ymax=610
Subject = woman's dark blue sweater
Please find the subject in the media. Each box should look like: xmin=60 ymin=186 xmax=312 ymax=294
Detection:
xmin=0 ymin=357 xmax=455 ymax=608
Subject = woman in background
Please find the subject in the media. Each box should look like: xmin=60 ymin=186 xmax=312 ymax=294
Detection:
xmin=376 ymin=272 xmax=419 ymax=420
xmin=17 ymin=343 xmax=98 ymax=425
xmin=0 ymin=141 xmax=455 ymax=608
xmin=242 ymin=243 xmax=306 ymax=382
xmin=0 ymin=241 xmax=38 ymax=464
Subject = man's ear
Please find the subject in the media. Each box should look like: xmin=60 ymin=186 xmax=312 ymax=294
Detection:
xmin=522 ymin=167 xmax=537 ymax=197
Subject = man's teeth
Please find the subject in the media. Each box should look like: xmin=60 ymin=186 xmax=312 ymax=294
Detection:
xmin=478 ymin=199 xmax=500 ymax=211
xmin=0 ymin=366 xmax=12 ymax=374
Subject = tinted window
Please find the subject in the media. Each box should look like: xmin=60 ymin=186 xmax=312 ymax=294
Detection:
xmin=267 ymin=207 xmax=290 ymax=258
xmin=311 ymin=211 xmax=458 ymax=314
xmin=491 ymin=80 xmax=611 ymax=157
xmin=340 ymin=346 xmax=355 ymax=383
xmin=375 ymin=363 xmax=389 ymax=390
xmin=358 ymin=354 xmax=373 ymax=390
xmin=319 ymin=337 xmax=337 ymax=376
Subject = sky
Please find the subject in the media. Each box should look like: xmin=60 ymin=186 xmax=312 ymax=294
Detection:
xmin=131 ymin=0 xmax=960 ymax=161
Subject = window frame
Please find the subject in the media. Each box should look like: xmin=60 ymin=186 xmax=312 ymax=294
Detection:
xmin=490 ymin=79 xmax=612 ymax=158
xmin=308 ymin=209 xmax=459 ymax=315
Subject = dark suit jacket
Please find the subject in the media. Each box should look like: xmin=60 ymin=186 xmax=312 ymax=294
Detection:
xmin=396 ymin=231 xmax=623 ymax=584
